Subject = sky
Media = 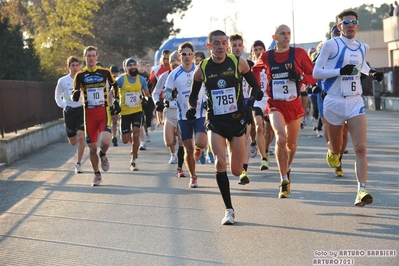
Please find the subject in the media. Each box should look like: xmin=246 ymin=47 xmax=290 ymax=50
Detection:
xmin=170 ymin=0 xmax=389 ymax=50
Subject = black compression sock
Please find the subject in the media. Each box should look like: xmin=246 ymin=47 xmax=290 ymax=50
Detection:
xmin=216 ymin=172 xmax=232 ymax=209
xmin=177 ymin=146 xmax=184 ymax=168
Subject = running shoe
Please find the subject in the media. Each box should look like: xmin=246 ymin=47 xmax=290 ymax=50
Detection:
xmin=189 ymin=176 xmax=198 ymax=188
xmin=221 ymin=208 xmax=235 ymax=225
xmin=326 ymin=149 xmax=340 ymax=168
xmin=139 ymin=142 xmax=147 ymax=150
xmin=194 ymin=148 xmax=202 ymax=161
xmin=75 ymin=163 xmax=83 ymax=174
xmin=316 ymin=130 xmax=323 ymax=138
xmin=98 ymin=151 xmax=109 ymax=172
xmin=146 ymin=134 xmax=151 ymax=142
xmin=130 ymin=162 xmax=138 ymax=171
xmin=111 ymin=136 xmax=118 ymax=147
xmin=354 ymin=188 xmax=373 ymax=207
xmin=177 ymin=167 xmax=186 ymax=178
xmin=92 ymin=173 xmax=102 ymax=186
xmin=268 ymin=148 xmax=274 ymax=155
xmin=199 ymin=150 xmax=206 ymax=164
xmin=169 ymin=154 xmax=178 ymax=164
xmin=238 ymin=169 xmax=250 ymax=185
xmin=250 ymin=143 xmax=257 ymax=158
xmin=207 ymin=151 xmax=215 ymax=163
xmin=260 ymin=159 xmax=269 ymax=170
xmin=278 ymin=180 xmax=290 ymax=198
xmin=335 ymin=164 xmax=344 ymax=177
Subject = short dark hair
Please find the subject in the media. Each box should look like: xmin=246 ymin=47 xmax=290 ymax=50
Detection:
xmin=178 ymin=41 xmax=194 ymax=53
xmin=83 ymin=46 xmax=98 ymax=57
xmin=338 ymin=9 xmax=358 ymax=21
xmin=195 ymin=51 xmax=205 ymax=60
xmin=67 ymin=56 xmax=80 ymax=66
xmin=252 ymin=40 xmax=265 ymax=50
xmin=162 ymin=49 xmax=171 ymax=56
xmin=229 ymin=33 xmax=243 ymax=43
xmin=208 ymin=30 xmax=227 ymax=43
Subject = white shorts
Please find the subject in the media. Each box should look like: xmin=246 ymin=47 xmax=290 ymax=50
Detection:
xmin=164 ymin=107 xmax=178 ymax=127
xmin=323 ymin=95 xmax=365 ymax=126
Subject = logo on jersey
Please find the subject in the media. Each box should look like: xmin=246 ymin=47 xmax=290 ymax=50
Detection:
xmin=271 ymin=66 xmax=279 ymax=70
xmin=285 ymin=63 xmax=292 ymax=70
xmin=221 ymin=70 xmax=234 ymax=77
xmin=217 ymin=79 xmax=227 ymax=88
xmin=84 ymin=76 xmax=104 ymax=83
xmin=208 ymin=74 xmax=218 ymax=79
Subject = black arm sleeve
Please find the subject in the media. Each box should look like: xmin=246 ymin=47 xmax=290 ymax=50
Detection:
xmin=188 ymin=80 xmax=202 ymax=108
xmin=242 ymin=70 xmax=260 ymax=106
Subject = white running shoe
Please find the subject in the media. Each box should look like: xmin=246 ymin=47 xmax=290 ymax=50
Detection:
xmin=139 ymin=142 xmax=147 ymax=150
xmin=75 ymin=163 xmax=83 ymax=174
xmin=222 ymin=208 xmax=235 ymax=225
xmin=189 ymin=177 xmax=198 ymax=188
xmin=250 ymin=144 xmax=257 ymax=158
xmin=98 ymin=151 xmax=109 ymax=172
xmin=169 ymin=154 xmax=177 ymax=164
xmin=130 ymin=162 xmax=139 ymax=171
xmin=146 ymin=134 xmax=151 ymax=142
xmin=92 ymin=173 xmax=102 ymax=186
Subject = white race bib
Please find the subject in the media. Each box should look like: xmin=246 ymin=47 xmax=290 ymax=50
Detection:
xmin=341 ymin=75 xmax=361 ymax=96
xmin=87 ymin=88 xmax=105 ymax=106
xmin=211 ymin=87 xmax=238 ymax=115
xmin=125 ymin=92 xmax=141 ymax=107
xmin=272 ymin=79 xmax=297 ymax=101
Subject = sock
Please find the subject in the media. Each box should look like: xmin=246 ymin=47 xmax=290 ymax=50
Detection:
xmin=99 ymin=150 xmax=105 ymax=157
xmin=95 ymin=171 xmax=101 ymax=175
xmin=243 ymin=164 xmax=248 ymax=171
xmin=262 ymin=157 xmax=267 ymax=161
xmin=281 ymin=175 xmax=288 ymax=182
xmin=250 ymin=142 xmax=256 ymax=146
xmin=216 ymin=172 xmax=232 ymax=209
xmin=177 ymin=146 xmax=184 ymax=168
xmin=358 ymin=183 xmax=366 ymax=191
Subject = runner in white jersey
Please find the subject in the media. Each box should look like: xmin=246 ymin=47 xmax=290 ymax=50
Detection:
xmin=164 ymin=42 xmax=207 ymax=188
xmin=152 ymin=51 xmax=186 ymax=177
xmin=251 ymin=40 xmax=274 ymax=171
xmin=313 ymin=9 xmax=384 ymax=207
xmin=54 ymin=56 xmax=85 ymax=174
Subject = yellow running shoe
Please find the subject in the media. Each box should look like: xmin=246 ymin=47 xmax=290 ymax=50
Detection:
xmin=238 ymin=169 xmax=250 ymax=185
xmin=335 ymin=164 xmax=344 ymax=177
xmin=278 ymin=170 xmax=291 ymax=198
xmin=260 ymin=159 xmax=269 ymax=170
xmin=354 ymin=188 xmax=373 ymax=207
xmin=326 ymin=149 xmax=340 ymax=168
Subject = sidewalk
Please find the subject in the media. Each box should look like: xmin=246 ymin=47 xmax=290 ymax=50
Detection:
xmin=0 ymin=110 xmax=398 ymax=265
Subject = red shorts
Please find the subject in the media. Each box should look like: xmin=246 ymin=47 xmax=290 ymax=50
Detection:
xmin=84 ymin=107 xmax=111 ymax=143
xmin=267 ymin=97 xmax=304 ymax=124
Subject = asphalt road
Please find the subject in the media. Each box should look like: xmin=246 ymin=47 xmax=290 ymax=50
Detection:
xmin=0 ymin=109 xmax=398 ymax=266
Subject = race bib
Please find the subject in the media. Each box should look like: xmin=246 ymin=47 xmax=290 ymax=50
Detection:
xmin=87 ymin=88 xmax=105 ymax=106
xmin=341 ymin=75 xmax=361 ymax=96
xmin=125 ymin=92 xmax=141 ymax=107
xmin=272 ymin=79 xmax=297 ymax=101
xmin=211 ymin=87 xmax=238 ymax=115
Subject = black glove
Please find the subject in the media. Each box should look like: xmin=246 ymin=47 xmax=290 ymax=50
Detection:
xmin=64 ymin=106 xmax=73 ymax=114
xmin=111 ymin=100 xmax=121 ymax=115
xmin=172 ymin=88 xmax=178 ymax=99
xmin=340 ymin=64 xmax=356 ymax=75
xmin=186 ymin=107 xmax=196 ymax=121
xmin=256 ymin=90 xmax=264 ymax=101
xmin=72 ymin=90 xmax=80 ymax=102
xmin=163 ymin=100 xmax=170 ymax=108
xmin=155 ymin=100 xmax=164 ymax=111
xmin=307 ymin=84 xmax=321 ymax=94
xmin=287 ymin=68 xmax=302 ymax=82
xmin=369 ymin=69 xmax=384 ymax=82
xmin=244 ymin=105 xmax=253 ymax=125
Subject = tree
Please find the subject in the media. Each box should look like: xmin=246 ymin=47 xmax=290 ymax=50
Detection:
xmin=27 ymin=0 xmax=101 ymax=80
xmin=325 ymin=3 xmax=390 ymax=39
xmin=0 ymin=17 xmax=42 ymax=80
xmin=82 ymin=0 xmax=192 ymax=66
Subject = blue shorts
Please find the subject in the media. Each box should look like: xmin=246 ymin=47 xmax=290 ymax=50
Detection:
xmin=178 ymin=117 xmax=206 ymax=141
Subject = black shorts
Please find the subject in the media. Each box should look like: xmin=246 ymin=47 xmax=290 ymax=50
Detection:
xmin=206 ymin=118 xmax=247 ymax=141
xmin=121 ymin=112 xmax=142 ymax=134
xmin=64 ymin=106 xmax=84 ymax=138
xmin=253 ymin=106 xmax=270 ymax=123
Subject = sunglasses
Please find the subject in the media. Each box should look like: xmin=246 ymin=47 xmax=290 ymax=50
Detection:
xmin=180 ymin=52 xmax=194 ymax=56
xmin=341 ymin=19 xmax=358 ymax=25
